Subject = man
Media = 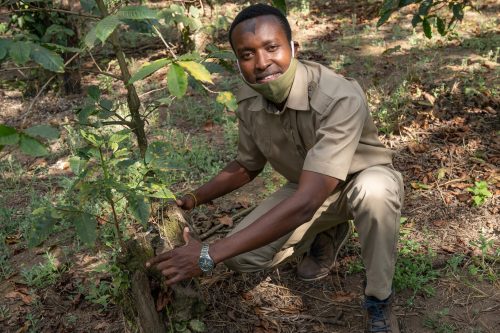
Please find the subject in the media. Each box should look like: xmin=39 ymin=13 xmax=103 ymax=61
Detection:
xmin=146 ymin=3 xmax=404 ymax=332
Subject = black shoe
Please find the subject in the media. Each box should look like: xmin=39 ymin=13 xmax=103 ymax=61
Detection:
xmin=363 ymin=294 xmax=400 ymax=333
xmin=296 ymin=222 xmax=352 ymax=281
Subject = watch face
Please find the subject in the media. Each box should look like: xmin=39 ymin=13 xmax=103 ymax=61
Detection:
xmin=199 ymin=256 xmax=214 ymax=272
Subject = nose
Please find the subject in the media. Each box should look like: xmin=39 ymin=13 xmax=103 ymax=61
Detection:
xmin=254 ymin=50 xmax=270 ymax=72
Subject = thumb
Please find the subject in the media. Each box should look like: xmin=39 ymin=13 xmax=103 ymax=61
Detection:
xmin=183 ymin=226 xmax=191 ymax=244
xmin=176 ymin=198 xmax=184 ymax=207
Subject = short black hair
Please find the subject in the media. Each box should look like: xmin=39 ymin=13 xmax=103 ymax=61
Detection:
xmin=228 ymin=3 xmax=292 ymax=51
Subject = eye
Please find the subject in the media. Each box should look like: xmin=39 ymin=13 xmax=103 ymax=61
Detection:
xmin=240 ymin=51 xmax=253 ymax=60
xmin=267 ymin=44 xmax=279 ymax=52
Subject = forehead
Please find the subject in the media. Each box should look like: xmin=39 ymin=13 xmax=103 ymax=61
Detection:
xmin=231 ymin=15 xmax=287 ymax=45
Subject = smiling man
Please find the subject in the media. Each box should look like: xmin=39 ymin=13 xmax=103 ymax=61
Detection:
xmin=147 ymin=3 xmax=404 ymax=333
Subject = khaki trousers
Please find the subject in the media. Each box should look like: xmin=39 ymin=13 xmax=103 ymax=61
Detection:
xmin=224 ymin=164 xmax=404 ymax=300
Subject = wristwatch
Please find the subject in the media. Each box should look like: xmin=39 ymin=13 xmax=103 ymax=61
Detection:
xmin=198 ymin=243 xmax=215 ymax=275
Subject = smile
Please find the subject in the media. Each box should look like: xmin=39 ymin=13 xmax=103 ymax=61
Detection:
xmin=256 ymin=73 xmax=281 ymax=83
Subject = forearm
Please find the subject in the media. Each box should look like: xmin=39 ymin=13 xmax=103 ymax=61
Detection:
xmin=192 ymin=160 xmax=262 ymax=206
xmin=209 ymin=170 xmax=340 ymax=264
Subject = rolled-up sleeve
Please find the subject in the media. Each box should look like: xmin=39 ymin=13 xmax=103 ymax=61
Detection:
xmin=235 ymin=114 xmax=267 ymax=171
xmin=303 ymin=94 xmax=367 ymax=181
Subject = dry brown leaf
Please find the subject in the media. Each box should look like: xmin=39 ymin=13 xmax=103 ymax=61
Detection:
xmin=456 ymin=193 xmax=469 ymax=202
xmin=422 ymin=91 xmax=436 ymax=105
xmin=432 ymin=220 xmax=447 ymax=227
xmin=330 ymin=291 xmax=357 ymax=303
xmin=218 ymin=215 xmax=233 ymax=227
xmin=203 ymin=120 xmax=214 ymax=132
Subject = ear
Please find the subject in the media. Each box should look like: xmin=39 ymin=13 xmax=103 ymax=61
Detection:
xmin=292 ymin=41 xmax=299 ymax=58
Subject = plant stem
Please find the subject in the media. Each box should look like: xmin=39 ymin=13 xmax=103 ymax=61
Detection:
xmin=95 ymin=0 xmax=148 ymax=158
xmin=98 ymin=146 xmax=125 ymax=248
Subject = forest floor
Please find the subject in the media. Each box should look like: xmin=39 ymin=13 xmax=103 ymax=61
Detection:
xmin=0 ymin=1 xmax=499 ymax=332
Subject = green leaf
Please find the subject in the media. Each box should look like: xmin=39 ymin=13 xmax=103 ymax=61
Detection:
xmin=144 ymin=183 xmax=175 ymax=199
xmin=95 ymin=15 xmax=121 ymax=44
xmin=0 ymin=39 xmax=13 ymax=60
xmin=411 ymin=14 xmax=422 ymax=27
xmin=109 ymin=130 xmax=129 ymax=144
xmin=80 ymin=0 xmax=96 ymax=12
xmin=422 ymin=18 xmax=432 ymax=39
xmin=129 ymin=58 xmax=170 ymax=84
xmin=42 ymin=24 xmax=74 ymax=42
xmin=24 ymin=125 xmax=59 ymax=140
xmin=377 ymin=10 xmax=393 ymax=27
xmin=84 ymin=25 xmax=98 ymax=49
xmin=418 ymin=0 xmax=433 ymax=16
xmin=10 ymin=41 xmax=31 ymax=65
xmin=69 ymin=156 xmax=84 ymax=175
xmin=0 ymin=124 xmax=19 ymax=145
xmin=73 ymin=211 xmax=97 ymax=245
xmin=167 ymin=63 xmax=188 ymax=98
xmin=271 ymin=0 xmax=287 ymax=15
xmin=77 ymin=105 xmax=96 ymax=123
xmin=80 ymin=130 xmax=101 ymax=146
xmin=208 ymin=50 xmax=236 ymax=61
xmin=216 ymin=91 xmax=238 ymax=111
xmin=99 ymin=99 xmax=113 ymax=110
xmin=30 ymin=44 xmax=64 ymax=73
xmin=19 ymin=134 xmax=49 ymax=156
xmin=189 ymin=319 xmax=206 ymax=332
xmin=127 ymin=195 xmax=150 ymax=225
xmin=178 ymin=61 xmax=213 ymax=84
xmin=436 ymin=17 xmax=446 ymax=36
xmin=28 ymin=207 xmax=57 ymax=247
xmin=87 ymin=85 xmax=101 ymax=100
xmin=117 ymin=6 xmax=158 ymax=20
xmin=452 ymin=4 xmax=464 ymax=20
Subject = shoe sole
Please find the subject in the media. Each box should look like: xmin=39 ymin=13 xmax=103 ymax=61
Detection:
xmin=298 ymin=221 xmax=353 ymax=282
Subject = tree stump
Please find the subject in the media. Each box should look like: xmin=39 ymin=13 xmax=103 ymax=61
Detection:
xmin=119 ymin=202 xmax=204 ymax=332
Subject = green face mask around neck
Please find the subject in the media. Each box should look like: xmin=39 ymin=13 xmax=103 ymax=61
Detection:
xmin=243 ymin=58 xmax=298 ymax=104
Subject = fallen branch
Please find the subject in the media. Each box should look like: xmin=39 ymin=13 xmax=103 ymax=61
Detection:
xmin=200 ymin=205 xmax=255 ymax=240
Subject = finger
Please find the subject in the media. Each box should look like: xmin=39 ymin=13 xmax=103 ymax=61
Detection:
xmin=165 ymin=274 xmax=184 ymax=286
xmin=176 ymin=199 xmax=184 ymax=207
xmin=183 ymin=227 xmax=191 ymax=244
xmin=161 ymin=267 xmax=177 ymax=278
xmin=145 ymin=251 xmax=172 ymax=267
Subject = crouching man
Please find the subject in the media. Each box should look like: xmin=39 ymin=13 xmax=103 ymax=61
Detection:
xmin=147 ymin=4 xmax=404 ymax=332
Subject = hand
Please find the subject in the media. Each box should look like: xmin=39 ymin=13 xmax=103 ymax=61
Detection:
xmin=145 ymin=227 xmax=202 ymax=285
xmin=176 ymin=195 xmax=196 ymax=210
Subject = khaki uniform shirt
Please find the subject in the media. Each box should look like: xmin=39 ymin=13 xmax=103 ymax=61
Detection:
xmin=235 ymin=60 xmax=393 ymax=183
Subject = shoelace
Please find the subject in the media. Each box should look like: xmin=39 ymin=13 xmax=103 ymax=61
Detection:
xmin=363 ymin=297 xmax=391 ymax=332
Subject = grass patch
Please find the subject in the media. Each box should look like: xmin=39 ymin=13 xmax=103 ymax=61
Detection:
xmin=21 ymin=252 xmax=68 ymax=289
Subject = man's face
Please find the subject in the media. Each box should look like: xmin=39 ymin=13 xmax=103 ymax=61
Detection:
xmin=231 ymin=15 xmax=292 ymax=84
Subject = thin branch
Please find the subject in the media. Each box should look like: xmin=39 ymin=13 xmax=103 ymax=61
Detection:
xmin=82 ymin=69 xmax=122 ymax=80
xmin=88 ymin=49 xmax=104 ymax=72
xmin=200 ymin=205 xmax=255 ymax=240
xmin=9 ymin=8 xmax=100 ymax=20
xmin=20 ymin=52 xmax=80 ymax=124
xmin=138 ymin=87 xmax=168 ymax=98
xmin=0 ymin=66 xmax=39 ymax=72
xmin=151 ymin=24 xmax=177 ymax=59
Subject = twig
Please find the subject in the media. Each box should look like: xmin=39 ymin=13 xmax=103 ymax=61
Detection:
xmin=82 ymin=69 xmax=122 ymax=80
xmin=138 ymin=87 xmax=168 ymax=98
xmin=9 ymin=8 xmax=99 ymax=19
xmin=269 ymin=313 xmax=343 ymax=325
xmin=0 ymin=66 xmax=39 ymax=72
xmin=200 ymin=205 xmax=256 ymax=240
xmin=151 ymin=24 xmax=177 ymax=59
xmin=87 ymin=49 xmax=104 ymax=72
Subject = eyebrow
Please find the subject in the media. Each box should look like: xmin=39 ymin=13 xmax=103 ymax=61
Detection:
xmin=236 ymin=39 xmax=280 ymax=53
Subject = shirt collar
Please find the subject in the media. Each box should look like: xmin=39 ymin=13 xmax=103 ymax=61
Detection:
xmin=235 ymin=60 xmax=310 ymax=112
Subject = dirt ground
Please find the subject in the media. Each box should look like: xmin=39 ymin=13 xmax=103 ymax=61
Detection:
xmin=1 ymin=1 xmax=499 ymax=332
